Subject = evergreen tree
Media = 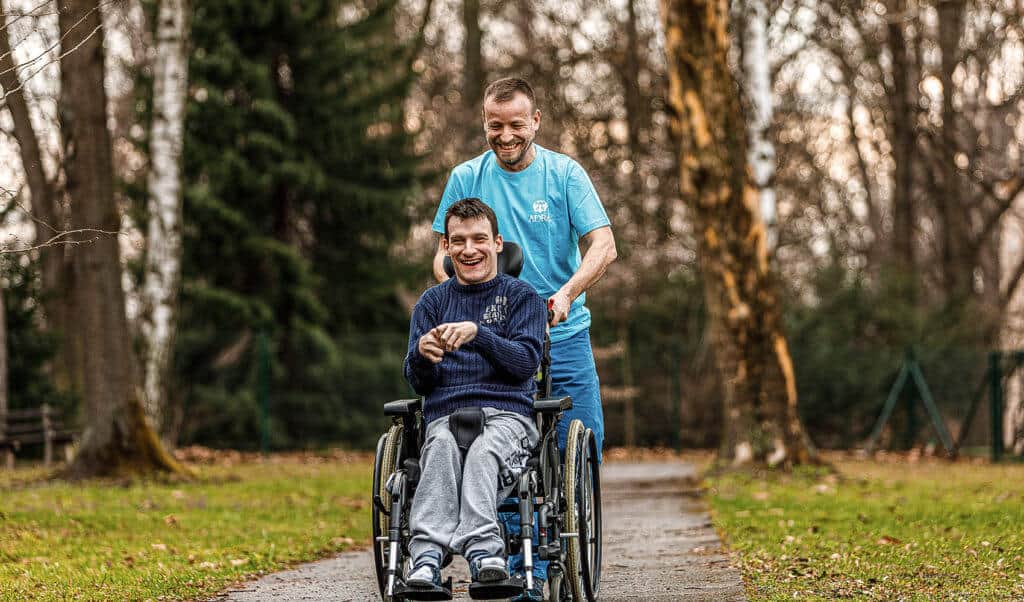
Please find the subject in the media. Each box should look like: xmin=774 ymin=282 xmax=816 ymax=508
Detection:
xmin=179 ymin=0 xmax=419 ymax=449
xmin=0 ymin=257 xmax=69 ymax=415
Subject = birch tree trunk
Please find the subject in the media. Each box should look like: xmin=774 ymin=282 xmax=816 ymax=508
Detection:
xmin=740 ymin=0 xmax=776 ymax=251
xmin=58 ymin=0 xmax=184 ymax=478
xmin=660 ymin=0 xmax=815 ymax=467
xmin=141 ymin=0 xmax=189 ymax=441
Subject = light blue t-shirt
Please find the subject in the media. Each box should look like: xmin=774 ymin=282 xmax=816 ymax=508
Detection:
xmin=433 ymin=145 xmax=611 ymax=343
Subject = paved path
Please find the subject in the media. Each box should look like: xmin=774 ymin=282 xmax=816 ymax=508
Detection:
xmin=216 ymin=461 xmax=745 ymax=601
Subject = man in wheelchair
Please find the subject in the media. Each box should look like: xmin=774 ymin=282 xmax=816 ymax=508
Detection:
xmin=375 ymin=197 xmax=602 ymax=602
xmin=402 ymin=198 xmax=547 ymax=596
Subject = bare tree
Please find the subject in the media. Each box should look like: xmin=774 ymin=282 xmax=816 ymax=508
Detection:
xmin=140 ymin=0 xmax=189 ymax=442
xmin=57 ymin=0 xmax=183 ymax=478
xmin=0 ymin=3 xmax=76 ymax=390
xmin=661 ymin=0 xmax=815 ymax=467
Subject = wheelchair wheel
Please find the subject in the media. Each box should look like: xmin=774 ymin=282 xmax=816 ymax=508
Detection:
xmin=563 ymin=420 xmax=602 ymax=602
xmin=580 ymin=428 xmax=602 ymax=598
xmin=372 ymin=423 xmax=403 ymax=600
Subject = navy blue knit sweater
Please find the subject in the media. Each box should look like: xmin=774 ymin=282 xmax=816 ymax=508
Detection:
xmin=404 ymin=273 xmax=547 ymax=424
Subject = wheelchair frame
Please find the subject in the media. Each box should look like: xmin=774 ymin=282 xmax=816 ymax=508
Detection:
xmin=371 ymin=395 xmax=602 ymax=601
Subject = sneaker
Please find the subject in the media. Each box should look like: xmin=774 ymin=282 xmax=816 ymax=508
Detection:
xmin=406 ymin=563 xmax=441 ymax=588
xmin=473 ymin=556 xmax=509 ymax=583
xmin=510 ymin=577 xmax=544 ymax=602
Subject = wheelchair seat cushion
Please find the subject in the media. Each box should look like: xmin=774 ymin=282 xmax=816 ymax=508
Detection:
xmin=449 ymin=407 xmax=487 ymax=452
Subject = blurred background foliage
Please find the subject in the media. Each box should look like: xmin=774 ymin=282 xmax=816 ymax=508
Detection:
xmin=2 ymin=0 xmax=1022 ymax=453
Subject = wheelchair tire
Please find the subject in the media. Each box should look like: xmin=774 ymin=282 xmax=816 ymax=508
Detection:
xmin=562 ymin=419 xmax=586 ymax=601
xmin=579 ymin=428 xmax=602 ymax=600
xmin=372 ymin=424 xmax=403 ymax=600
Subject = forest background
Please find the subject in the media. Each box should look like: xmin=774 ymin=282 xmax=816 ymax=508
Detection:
xmin=1 ymin=0 xmax=1023 ymax=463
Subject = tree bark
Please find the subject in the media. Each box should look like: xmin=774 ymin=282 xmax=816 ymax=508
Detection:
xmin=660 ymin=0 xmax=814 ymax=467
xmin=0 ymin=5 xmax=75 ymax=391
xmin=462 ymin=0 xmax=483 ymax=110
xmin=141 ymin=0 xmax=189 ymax=442
xmin=936 ymin=0 xmax=968 ymax=298
xmin=887 ymin=0 xmax=915 ymax=276
xmin=58 ymin=0 xmax=184 ymax=479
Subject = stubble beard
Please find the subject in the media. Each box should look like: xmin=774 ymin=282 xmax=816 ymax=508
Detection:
xmin=493 ymin=138 xmax=535 ymax=171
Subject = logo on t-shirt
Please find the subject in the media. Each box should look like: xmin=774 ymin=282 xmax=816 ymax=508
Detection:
xmin=482 ymin=295 xmax=508 ymax=324
xmin=529 ymin=199 xmax=552 ymax=223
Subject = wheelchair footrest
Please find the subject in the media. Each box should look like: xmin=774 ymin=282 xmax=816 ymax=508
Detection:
xmin=394 ymin=576 xmax=453 ymax=601
xmin=468 ymin=576 xmax=525 ymax=599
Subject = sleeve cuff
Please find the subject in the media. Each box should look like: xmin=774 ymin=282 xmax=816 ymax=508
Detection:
xmin=408 ymin=349 xmax=437 ymax=375
xmin=471 ymin=323 xmax=499 ymax=353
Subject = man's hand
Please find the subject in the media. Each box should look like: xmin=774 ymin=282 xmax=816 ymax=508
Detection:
xmin=418 ymin=331 xmax=445 ymax=363
xmin=433 ymin=321 xmax=479 ymax=351
xmin=548 ymin=289 xmax=572 ymax=327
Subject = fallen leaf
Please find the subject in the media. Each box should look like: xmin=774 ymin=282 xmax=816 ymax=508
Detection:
xmin=876 ymin=535 xmax=902 ymax=545
xmin=230 ymin=558 xmax=248 ymax=567
xmin=164 ymin=514 xmax=178 ymax=526
xmin=151 ymin=543 xmax=167 ymax=551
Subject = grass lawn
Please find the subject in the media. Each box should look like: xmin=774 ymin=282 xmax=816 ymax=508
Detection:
xmin=707 ymin=454 xmax=1024 ymax=600
xmin=0 ymin=452 xmax=373 ymax=601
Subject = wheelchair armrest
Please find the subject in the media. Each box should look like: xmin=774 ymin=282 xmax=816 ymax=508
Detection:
xmin=533 ymin=396 xmax=572 ymax=413
xmin=383 ymin=398 xmax=422 ymax=416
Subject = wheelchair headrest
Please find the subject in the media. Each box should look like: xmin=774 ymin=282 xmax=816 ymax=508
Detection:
xmin=443 ymin=240 xmax=524 ymax=279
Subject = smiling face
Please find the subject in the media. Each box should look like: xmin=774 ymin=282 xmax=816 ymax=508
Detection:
xmin=444 ymin=216 xmax=503 ymax=285
xmin=483 ymin=92 xmax=541 ymax=172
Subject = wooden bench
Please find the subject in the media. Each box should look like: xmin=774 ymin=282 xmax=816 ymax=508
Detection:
xmin=0 ymin=404 xmax=78 ymax=469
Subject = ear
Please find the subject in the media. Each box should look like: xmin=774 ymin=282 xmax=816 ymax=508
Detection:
xmin=443 ymin=237 xmax=451 ymax=254
xmin=495 ymin=234 xmax=504 ymax=253
xmin=532 ymin=109 xmax=541 ymax=129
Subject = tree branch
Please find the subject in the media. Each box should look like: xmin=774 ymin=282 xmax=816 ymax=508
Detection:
xmin=0 ymin=228 xmax=121 ymax=254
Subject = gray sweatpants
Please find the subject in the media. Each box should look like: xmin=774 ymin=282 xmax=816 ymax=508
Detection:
xmin=409 ymin=408 xmax=538 ymax=568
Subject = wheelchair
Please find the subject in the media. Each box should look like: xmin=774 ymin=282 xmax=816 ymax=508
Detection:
xmin=371 ymin=242 xmax=602 ymax=601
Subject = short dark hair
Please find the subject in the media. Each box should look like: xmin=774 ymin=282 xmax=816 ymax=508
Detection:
xmin=483 ymin=77 xmax=537 ymax=112
xmin=444 ymin=198 xmax=499 ymax=239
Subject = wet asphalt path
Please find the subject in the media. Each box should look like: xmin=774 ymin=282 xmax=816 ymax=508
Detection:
xmin=215 ymin=461 xmax=746 ymax=601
